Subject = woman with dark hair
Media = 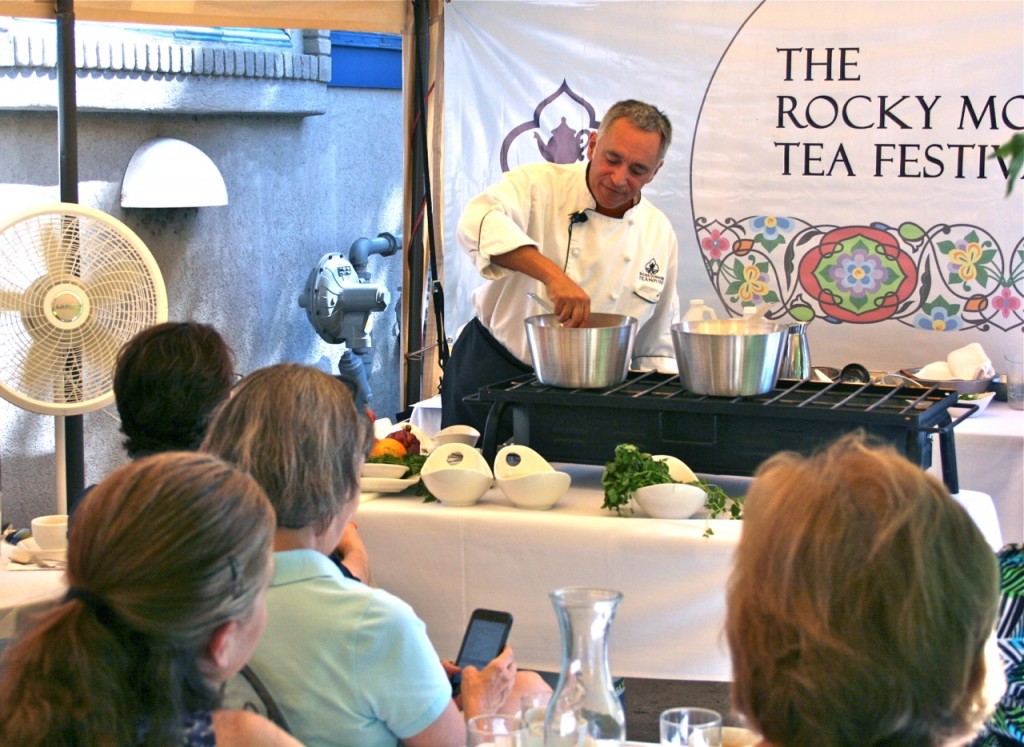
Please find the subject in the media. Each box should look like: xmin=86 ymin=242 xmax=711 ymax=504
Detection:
xmin=726 ymin=432 xmax=1000 ymax=747
xmin=0 ymin=452 xmax=300 ymax=747
xmin=113 ymin=320 xmax=236 ymax=458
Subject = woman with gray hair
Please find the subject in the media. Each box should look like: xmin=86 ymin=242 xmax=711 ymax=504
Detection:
xmin=0 ymin=452 xmax=298 ymax=746
xmin=726 ymin=431 xmax=1000 ymax=747
xmin=202 ymin=363 xmax=547 ymax=747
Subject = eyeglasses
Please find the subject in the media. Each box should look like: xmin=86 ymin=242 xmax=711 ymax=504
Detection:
xmin=231 ymin=372 xmax=244 ymax=388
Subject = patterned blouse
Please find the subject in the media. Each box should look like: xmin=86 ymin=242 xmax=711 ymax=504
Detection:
xmin=972 ymin=544 xmax=1024 ymax=746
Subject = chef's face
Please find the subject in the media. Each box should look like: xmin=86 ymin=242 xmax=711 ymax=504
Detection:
xmin=586 ymin=117 xmax=664 ymax=218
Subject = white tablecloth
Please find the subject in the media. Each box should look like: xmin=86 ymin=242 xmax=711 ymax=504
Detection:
xmin=356 ymin=462 xmax=1000 ymax=682
xmin=930 ymin=401 xmax=1024 ymax=544
xmin=413 ymin=396 xmax=1024 ymax=544
xmin=0 ymin=542 xmax=66 ymax=639
xmin=357 ymin=464 xmax=741 ymax=681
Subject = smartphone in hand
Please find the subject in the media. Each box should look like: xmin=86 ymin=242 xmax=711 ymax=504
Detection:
xmin=451 ymin=608 xmax=513 ymax=695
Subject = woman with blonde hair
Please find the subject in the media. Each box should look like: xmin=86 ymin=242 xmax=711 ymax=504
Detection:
xmin=726 ymin=431 xmax=1000 ymax=747
xmin=0 ymin=452 xmax=300 ymax=747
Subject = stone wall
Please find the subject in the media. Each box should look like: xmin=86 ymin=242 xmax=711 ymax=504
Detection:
xmin=0 ymin=19 xmax=406 ymax=526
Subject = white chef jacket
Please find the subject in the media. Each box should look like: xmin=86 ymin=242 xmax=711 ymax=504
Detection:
xmin=457 ymin=160 xmax=680 ymax=371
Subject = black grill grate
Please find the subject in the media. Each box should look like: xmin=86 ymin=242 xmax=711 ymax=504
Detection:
xmin=472 ymin=371 xmax=971 ymax=491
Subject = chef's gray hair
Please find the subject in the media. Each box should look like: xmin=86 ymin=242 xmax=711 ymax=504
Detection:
xmin=598 ymin=100 xmax=672 ymax=161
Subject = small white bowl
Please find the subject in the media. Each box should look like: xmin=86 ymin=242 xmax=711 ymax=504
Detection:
xmin=493 ymin=445 xmax=554 ymax=479
xmin=362 ymin=462 xmax=409 ymax=479
xmin=652 ymin=454 xmax=697 ymax=483
xmin=494 ymin=445 xmax=570 ymax=509
xmin=421 ymin=443 xmax=493 ymax=507
xmin=954 ymin=390 xmax=996 ymax=414
xmin=498 ymin=471 xmax=571 ymax=510
xmin=633 ymin=483 xmax=706 ymax=519
xmin=432 ymin=424 xmax=481 ymax=448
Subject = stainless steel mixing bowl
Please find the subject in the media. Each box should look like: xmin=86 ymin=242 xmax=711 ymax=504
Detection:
xmin=524 ymin=313 xmax=637 ymax=389
xmin=671 ymin=319 xmax=788 ymax=396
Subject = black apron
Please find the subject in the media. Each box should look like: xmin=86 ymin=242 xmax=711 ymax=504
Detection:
xmin=439 ymin=317 xmax=533 ymax=441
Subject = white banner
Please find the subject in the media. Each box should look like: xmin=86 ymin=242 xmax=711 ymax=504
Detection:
xmin=443 ymin=0 xmax=1023 ymax=374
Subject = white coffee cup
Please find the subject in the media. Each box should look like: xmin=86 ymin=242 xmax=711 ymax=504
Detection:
xmin=31 ymin=514 xmax=69 ymax=550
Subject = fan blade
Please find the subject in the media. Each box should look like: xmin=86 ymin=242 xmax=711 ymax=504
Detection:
xmin=20 ymin=332 xmax=70 ymax=403
xmin=45 ymin=214 xmax=82 ymax=279
xmin=85 ymin=254 xmax=153 ymax=299
xmin=73 ymin=317 xmax=124 ymax=403
xmin=0 ymin=287 xmax=23 ymax=312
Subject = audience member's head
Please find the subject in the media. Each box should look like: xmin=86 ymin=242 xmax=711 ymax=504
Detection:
xmin=201 ymin=362 xmax=373 ymax=537
xmin=0 ymin=452 xmax=274 ymax=745
xmin=726 ymin=432 xmax=999 ymax=747
xmin=114 ymin=321 xmax=235 ymax=458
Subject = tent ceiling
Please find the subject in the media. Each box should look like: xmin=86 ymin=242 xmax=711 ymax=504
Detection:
xmin=2 ymin=1 xmax=408 ymax=35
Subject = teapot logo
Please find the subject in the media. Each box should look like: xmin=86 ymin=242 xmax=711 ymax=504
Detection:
xmin=640 ymin=258 xmax=665 ymax=286
xmin=499 ymin=80 xmax=600 ymax=172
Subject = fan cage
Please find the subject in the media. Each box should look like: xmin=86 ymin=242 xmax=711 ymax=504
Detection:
xmin=0 ymin=203 xmax=168 ymax=416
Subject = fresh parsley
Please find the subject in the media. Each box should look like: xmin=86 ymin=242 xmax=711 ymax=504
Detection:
xmin=601 ymin=444 xmax=673 ymax=515
xmin=600 ymin=443 xmax=744 ymax=537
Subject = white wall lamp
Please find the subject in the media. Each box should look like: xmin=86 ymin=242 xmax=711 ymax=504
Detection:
xmin=121 ymin=137 xmax=229 ymax=208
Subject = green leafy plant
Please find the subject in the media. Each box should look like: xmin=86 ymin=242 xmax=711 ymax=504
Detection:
xmin=601 ymin=444 xmax=743 ymax=536
xmin=993 ymin=133 xmax=1024 ymax=197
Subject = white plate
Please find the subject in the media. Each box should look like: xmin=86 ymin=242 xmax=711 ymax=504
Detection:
xmin=13 ymin=538 xmax=67 ymax=567
xmin=362 ymin=463 xmax=410 ymax=479
xmin=360 ymin=475 xmax=421 ymax=493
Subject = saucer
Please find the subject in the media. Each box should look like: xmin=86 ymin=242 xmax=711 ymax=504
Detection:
xmin=13 ymin=538 xmax=67 ymax=567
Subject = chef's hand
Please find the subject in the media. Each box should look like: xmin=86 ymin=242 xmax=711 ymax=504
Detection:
xmin=459 ymin=646 xmax=517 ymax=719
xmin=546 ymin=275 xmax=591 ymax=327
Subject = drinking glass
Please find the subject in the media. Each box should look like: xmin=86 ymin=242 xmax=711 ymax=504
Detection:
xmin=1006 ymin=353 xmax=1024 ymax=411
xmin=466 ymin=714 xmax=526 ymax=747
xmin=660 ymin=707 xmax=722 ymax=746
xmin=519 ymin=690 xmax=552 ymax=747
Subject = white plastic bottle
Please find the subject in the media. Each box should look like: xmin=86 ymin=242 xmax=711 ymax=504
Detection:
xmin=682 ymin=299 xmax=717 ymax=322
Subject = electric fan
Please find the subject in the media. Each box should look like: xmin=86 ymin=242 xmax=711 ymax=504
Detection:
xmin=0 ymin=203 xmax=168 ymax=509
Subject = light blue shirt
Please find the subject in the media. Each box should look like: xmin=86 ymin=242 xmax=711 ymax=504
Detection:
xmin=249 ymin=549 xmax=453 ymax=747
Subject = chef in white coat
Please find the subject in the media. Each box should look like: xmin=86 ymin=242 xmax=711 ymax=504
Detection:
xmin=441 ymin=99 xmax=680 ymax=435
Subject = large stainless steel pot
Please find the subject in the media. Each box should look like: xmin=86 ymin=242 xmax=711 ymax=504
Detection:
xmin=671 ymin=319 xmax=788 ymax=396
xmin=525 ymin=313 xmax=637 ymax=388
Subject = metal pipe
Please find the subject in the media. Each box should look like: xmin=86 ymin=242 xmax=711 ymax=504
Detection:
xmin=404 ymin=0 xmax=430 ymax=411
xmin=349 ymin=232 xmax=400 ymax=281
xmin=57 ymin=0 xmax=85 ymax=504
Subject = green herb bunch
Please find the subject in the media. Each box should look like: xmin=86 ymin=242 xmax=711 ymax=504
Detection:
xmin=601 ymin=444 xmax=673 ymax=515
xmin=601 ymin=443 xmax=744 ymax=536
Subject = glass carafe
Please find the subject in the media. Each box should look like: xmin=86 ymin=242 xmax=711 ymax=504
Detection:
xmin=544 ymin=587 xmax=625 ymax=746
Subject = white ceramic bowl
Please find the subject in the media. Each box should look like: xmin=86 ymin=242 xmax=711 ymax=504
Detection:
xmin=432 ymin=424 xmax=481 ymax=447
xmin=498 ymin=471 xmax=571 ymax=510
xmin=633 ymin=483 xmax=706 ymax=519
xmin=493 ymin=445 xmax=554 ymax=479
xmin=954 ymin=390 xmax=996 ymax=413
xmin=421 ymin=443 xmax=493 ymax=507
xmin=652 ymin=454 xmax=697 ymax=483
xmin=494 ymin=445 xmax=571 ymax=509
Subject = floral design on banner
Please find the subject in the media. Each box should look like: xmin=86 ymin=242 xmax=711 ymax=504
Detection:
xmin=499 ymin=80 xmax=600 ymax=172
xmin=695 ymin=215 xmax=1024 ymax=332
